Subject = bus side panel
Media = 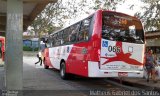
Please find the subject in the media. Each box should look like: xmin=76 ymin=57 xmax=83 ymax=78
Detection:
xmin=47 ymin=46 xmax=72 ymax=73
xmin=43 ymin=48 xmax=53 ymax=67
xmin=66 ymin=44 xmax=89 ymax=77
xmin=48 ymin=47 xmax=61 ymax=69
xmin=89 ymin=10 xmax=102 ymax=62
xmin=60 ymin=45 xmax=73 ymax=73
xmin=66 ymin=10 xmax=102 ymax=77
xmin=0 ymin=37 xmax=5 ymax=61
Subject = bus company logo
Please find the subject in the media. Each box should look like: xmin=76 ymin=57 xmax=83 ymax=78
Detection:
xmin=105 ymin=53 xmax=115 ymax=57
xmin=102 ymin=41 xmax=108 ymax=47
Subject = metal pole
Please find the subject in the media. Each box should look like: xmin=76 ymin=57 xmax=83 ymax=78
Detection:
xmin=5 ymin=0 xmax=23 ymax=90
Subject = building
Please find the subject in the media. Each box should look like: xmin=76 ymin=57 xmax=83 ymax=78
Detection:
xmin=23 ymin=38 xmax=39 ymax=51
xmin=145 ymin=30 xmax=160 ymax=58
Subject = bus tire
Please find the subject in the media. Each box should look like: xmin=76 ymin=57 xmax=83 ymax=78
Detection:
xmin=60 ymin=62 xmax=69 ymax=80
xmin=43 ymin=58 xmax=49 ymax=69
xmin=44 ymin=64 xmax=49 ymax=69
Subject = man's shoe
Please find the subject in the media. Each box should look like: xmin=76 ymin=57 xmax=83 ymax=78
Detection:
xmin=147 ymin=79 xmax=149 ymax=82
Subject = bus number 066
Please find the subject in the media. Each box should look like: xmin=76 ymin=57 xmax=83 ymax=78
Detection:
xmin=108 ymin=46 xmax=121 ymax=53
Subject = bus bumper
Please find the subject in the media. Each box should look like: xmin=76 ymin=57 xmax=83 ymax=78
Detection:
xmin=88 ymin=61 xmax=144 ymax=78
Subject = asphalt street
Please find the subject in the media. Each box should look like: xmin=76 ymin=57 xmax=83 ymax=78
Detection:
xmin=0 ymin=56 xmax=129 ymax=96
xmin=23 ymin=56 xmax=124 ymax=96
xmin=0 ymin=67 xmax=4 ymax=90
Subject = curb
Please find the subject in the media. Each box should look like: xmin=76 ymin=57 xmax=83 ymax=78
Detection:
xmin=108 ymin=78 xmax=160 ymax=91
xmin=0 ymin=64 xmax=4 ymax=67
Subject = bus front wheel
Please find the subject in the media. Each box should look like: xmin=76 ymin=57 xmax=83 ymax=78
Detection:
xmin=43 ymin=59 xmax=49 ymax=69
xmin=44 ymin=64 xmax=49 ymax=69
xmin=60 ymin=62 xmax=69 ymax=80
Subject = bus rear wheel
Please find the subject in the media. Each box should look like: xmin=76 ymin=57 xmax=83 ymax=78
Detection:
xmin=60 ymin=62 xmax=69 ymax=80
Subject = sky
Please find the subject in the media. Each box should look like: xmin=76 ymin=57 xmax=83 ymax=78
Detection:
xmin=116 ymin=0 xmax=145 ymax=16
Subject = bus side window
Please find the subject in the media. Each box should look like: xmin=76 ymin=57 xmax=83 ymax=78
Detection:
xmin=45 ymin=38 xmax=50 ymax=48
xmin=51 ymin=35 xmax=55 ymax=46
xmin=55 ymin=33 xmax=61 ymax=46
xmin=60 ymin=31 xmax=64 ymax=45
xmin=78 ymin=18 xmax=90 ymax=41
xmin=58 ymin=31 xmax=63 ymax=45
xmin=69 ymin=23 xmax=80 ymax=43
xmin=78 ymin=30 xmax=88 ymax=41
xmin=63 ymin=28 xmax=70 ymax=44
xmin=69 ymin=30 xmax=77 ymax=42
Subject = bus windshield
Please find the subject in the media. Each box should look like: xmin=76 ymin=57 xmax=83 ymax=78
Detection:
xmin=102 ymin=12 xmax=144 ymax=44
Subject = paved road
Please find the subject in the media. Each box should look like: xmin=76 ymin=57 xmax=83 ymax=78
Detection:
xmin=0 ymin=67 xmax=4 ymax=90
xmin=0 ymin=56 xmax=157 ymax=96
xmin=0 ymin=56 xmax=138 ymax=96
xmin=23 ymin=56 xmax=124 ymax=96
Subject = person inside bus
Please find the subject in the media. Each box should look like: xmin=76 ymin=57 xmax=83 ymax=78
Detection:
xmin=78 ymin=30 xmax=88 ymax=41
xmin=83 ymin=30 xmax=89 ymax=40
xmin=69 ymin=30 xmax=77 ymax=42
xmin=78 ymin=32 xmax=83 ymax=41
xmin=35 ymin=51 xmax=42 ymax=66
xmin=145 ymin=49 xmax=158 ymax=83
xmin=102 ymin=26 xmax=111 ymax=39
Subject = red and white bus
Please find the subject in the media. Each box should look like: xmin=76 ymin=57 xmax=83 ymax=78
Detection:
xmin=0 ymin=36 xmax=5 ymax=61
xmin=42 ymin=10 xmax=145 ymax=79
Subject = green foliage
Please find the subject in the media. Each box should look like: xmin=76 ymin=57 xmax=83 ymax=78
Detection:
xmin=23 ymin=46 xmax=32 ymax=51
xmin=30 ymin=0 xmax=124 ymax=36
xmin=30 ymin=0 xmax=64 ymax=37
xmin=92 ymin=0 xmax=124 ymax=10
xmin=134 ymin=0 xmax=160 ymax=31
xmin=23 ymin=46 xmax=39 ymax=51
xmin=33 ymin=47 xmax=39 ymax=51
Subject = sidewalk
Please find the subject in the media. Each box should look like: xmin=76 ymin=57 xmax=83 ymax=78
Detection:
xmin=113 ymin=77 xmax=160 ymax=91
xmin=0 ymin=58 xmax=5 ymax=90
xmin=0 ymin=58 xmax=4 ymax=67
xmin=0 ymin=67 xmax=4 ymax=89
xmin=23 ymin=51 xmax=37 ymax=57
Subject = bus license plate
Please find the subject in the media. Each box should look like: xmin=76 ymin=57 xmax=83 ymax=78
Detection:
xmin=118 ymin=72 xmax=128 ymax=77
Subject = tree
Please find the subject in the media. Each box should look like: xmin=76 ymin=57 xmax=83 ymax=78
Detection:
xmin=29 ymin=0 xmax=124 ymax=37
xmin=134 ymin=0 xmax=160 ymax=31
xmin=30 ymin=0 xmax=64 ymax=37
xmin=92 ymin=0 xmax=124 ymax=10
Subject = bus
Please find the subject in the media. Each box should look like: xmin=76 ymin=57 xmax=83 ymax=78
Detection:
xmin=0 ymin=36 xmax=5 ymax=61
xmin=42 ymin=10 xmax=145 ymax=79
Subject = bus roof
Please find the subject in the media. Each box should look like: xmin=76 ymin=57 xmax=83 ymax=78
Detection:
xmin=101 ymin=10 xmax=139 ymax=20
xmin=50 ymin=9 xmax=140 ymax=36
